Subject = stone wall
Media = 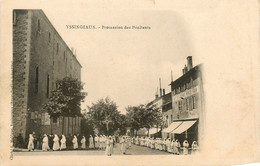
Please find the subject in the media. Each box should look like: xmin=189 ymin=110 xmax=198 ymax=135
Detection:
xmin=13 ymin=10 xmax=82 ymax=146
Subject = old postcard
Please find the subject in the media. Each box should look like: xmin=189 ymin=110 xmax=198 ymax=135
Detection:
xmin=1 ymin=0 xmax=259 ymax=165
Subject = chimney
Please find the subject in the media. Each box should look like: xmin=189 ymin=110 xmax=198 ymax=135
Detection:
xmin=155 ymin=87 xmax=159 ymax=99
xmin=182 ymin=67 xmax=185 ymax=75
xmin=159 ymin=78 xmax=162 ymax=97
xmin=171 ymin=70 xmax=173 ymax=82
xmin=187 ymin=56 xmax=193 ymax=71
xmin=163 ymin=89 xmax=165 ymax=96
xmin=185 ymin=65 xmax=188 ymax=73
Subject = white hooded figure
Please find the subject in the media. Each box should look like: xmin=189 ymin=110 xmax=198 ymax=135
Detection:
xmin=170 ymin=139 xmax=175 ymax=154
xmin=81 ymin=136 xmax=86 ymax=149
xmin=94 ymin=135 xmax=99 ymax=149
xmin=60 ymin=135 xmax=66 ymax=150
xmin=42 ymin=134 xmax=50 ymax=151
xmin=191 ymin=141 xmax=198 ymax=154
xmin=72 ymin=135 xmax=78 ymax=149
xmin=99 ymin=135 xmax=103 ymax=149
xmin=166 ymin=138 xmax=171 ymax=153
xmin=52 ymin=134 xmax=60 ymax=151
xmin=183 ymin=140 xmax=189 ymax=155
xmin=175 ymin=140 xmax=181 ymax=155
xmin=105 ymin=136 xmax=113 ymax=156
xmin=89 ymin=135 xmax=94 ymax=149
xmin=120 ymin=136 xmax=126 ymax=154
xmin=102 ymin=135 xmax=106 ymax=149
xmin=27 ymin=134 xmax=34 ymax=151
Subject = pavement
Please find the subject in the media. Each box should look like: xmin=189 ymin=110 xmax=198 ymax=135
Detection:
xmin=13 ymin=144 xmax=173 ymax=156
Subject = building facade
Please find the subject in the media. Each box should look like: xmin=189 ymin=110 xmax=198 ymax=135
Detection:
xmin=162 ymin=56 xmax=204 ymax=146
xmin=13 ymin=10 xmax=82 ymax=144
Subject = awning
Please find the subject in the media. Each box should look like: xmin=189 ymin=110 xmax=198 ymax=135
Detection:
xmin=171 ymin=120 xmax=197 ymax=134
xmin=145 ymin=128 xmax=159 ymax=135
xmin=162 ymin=121 xmax=183 ymax=133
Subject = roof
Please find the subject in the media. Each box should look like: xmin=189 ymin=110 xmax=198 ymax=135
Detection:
xmin=169 ymin=64 xmax=203 ymax=88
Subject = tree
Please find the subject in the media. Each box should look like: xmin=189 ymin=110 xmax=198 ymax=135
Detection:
xmin=42 ymin=77 xmax=87 ymax=134
xmin=88 ymin=97 xmax=126 ymax=135
xmin=125 ymin=104 xmax=163 ymax=136
xmin=125 ymin=105 xmax=145 ymax=136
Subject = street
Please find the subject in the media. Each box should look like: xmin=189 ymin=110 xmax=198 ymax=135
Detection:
xmin=13 ymin=144 xmax=172 ymax=156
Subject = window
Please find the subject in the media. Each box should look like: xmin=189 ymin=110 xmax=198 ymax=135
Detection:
xmin=186 ymin=98 xmax=189 ymax=111
xmin=48 ymin=32 xmax=51 ymax=43
xmin=192 ymin=96 xmax=196 ymax=109
xmin=63 ymin=51 xmax=66 ymax=60
xmin=46 ymin=74 xmax=50 ymax=98
xmin=37 ymin=19 xmax=41 ymax=33
xmin=178 ymin=101 xmax=182 ymax=111
xmin=35 ymin=67 xmax=39 ymax=93
xmin=56 ymin=43 xmax=59 ymax=54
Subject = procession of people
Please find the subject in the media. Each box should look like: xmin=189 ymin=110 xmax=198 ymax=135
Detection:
xmin=25 ymin=131 xmax=198 ymax=155
xmin=25 ymin=132 xmax=133 ymax=156
xmin=131 ymin=136 xmax=199 ymax=155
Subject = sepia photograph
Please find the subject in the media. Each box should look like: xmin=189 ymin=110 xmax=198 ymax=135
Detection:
xmin=1 ymin=0 xmax=260 ymax=166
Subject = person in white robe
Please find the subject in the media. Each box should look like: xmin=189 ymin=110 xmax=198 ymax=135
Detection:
xmin=120 ymin=136 xmax=126 ymax=154
xmin=52 ymin=134 xmax=60 ymax=151
xmin=98 ymin=135 xmax=103 ymax=149
xmin=72 ymin=135 xmax=78 ymax=149
xmin=183 ymin=140 xmax=189 ymax=155
xmin=42 ymin=134 xmax=50 ymax=151
xmin=94 ymin=135 xmax=99 ymax=149
xmin=105 ymin=136 xmax=113 ymax=156
xmin=81 ymin=136 xmax=86 ymax=149
xmin=27 ymin=134 xmax=34 ymax=151
xmin=166 ymin=138 xmax=171 ymax=153
xmin=102 ymin=135 xmax=106 ymax=149
xmin=191 ymin=141 xmax=198 ymax=154
xmin=175 ymin=139 xmax=181 ymax=155
xmin=171 ymin=139 xmax=176 ymax=154
xmin=89 ymin=135 xmax=94 ymax=149
xmin=60 ymin=134 xmax=66 ymax=150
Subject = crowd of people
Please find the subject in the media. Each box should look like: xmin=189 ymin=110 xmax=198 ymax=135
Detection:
xmin=25 ymin=132 xmax=198 ymax=155
xmin=131 ymin=136 xmax=199 ymax=155
xmin=25 ymin=132 xmax=132 ymax=156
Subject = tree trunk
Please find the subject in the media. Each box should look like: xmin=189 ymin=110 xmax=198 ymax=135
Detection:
xmin=72 ymin=117 xmax=74 ymax=135
xmin=147 ymin=128 xmax=150 ymax=137
xmin=68 ymin=117 xmax=70 ymax=135
xmin=50 ymin=118 xmax=53 ymax=134
xmin=62 ymin=116 xmax=65 ymax=134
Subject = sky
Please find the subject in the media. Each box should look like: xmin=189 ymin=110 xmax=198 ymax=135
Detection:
xmin=43 ymin=6 xmax=204 ymax=114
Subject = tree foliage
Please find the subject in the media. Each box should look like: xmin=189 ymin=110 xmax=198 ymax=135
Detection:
xmin=87 ymin=97 xmax=126 ymax=135
xmin=42 ymin=77 xmax=87 ymax=119
xmin=126 ymin=104 xmax=163 ymax=135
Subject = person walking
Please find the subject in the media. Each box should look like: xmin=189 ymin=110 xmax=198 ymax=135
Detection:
xmin=27 ymin=134 xmax=34 ymax=151
xmin=72 ymin=135 xmax=78 ymax=150
xmin=183 ymin=140 xmax=189 ymax=155
xmin=89 ymin=135 xmax=94 ymax=149
xmin=105 ymin=136 xmax=113 ymax=156
xmin=94 ymin=134 xmax=99 ymax=149
xmin=81 ymin=136 xmax=86 ymax=150
xmin=191 ymin=141 xmax=198 ymax=154
xmin=60 ymin=134 xmax=66 ymax=150
xmin=52 ymin=134 xmax=60 ymax=151
xmin=42 ymin=134 xmax=50 ymax=151
xmin=120 ymin=136 xmax=126 ymax=154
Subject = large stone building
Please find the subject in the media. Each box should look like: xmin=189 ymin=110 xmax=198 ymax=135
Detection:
xmin=13 ymin=10 xmax=82 ymax=144
xmin=162 ymin=56 xmax=204 ymax=145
